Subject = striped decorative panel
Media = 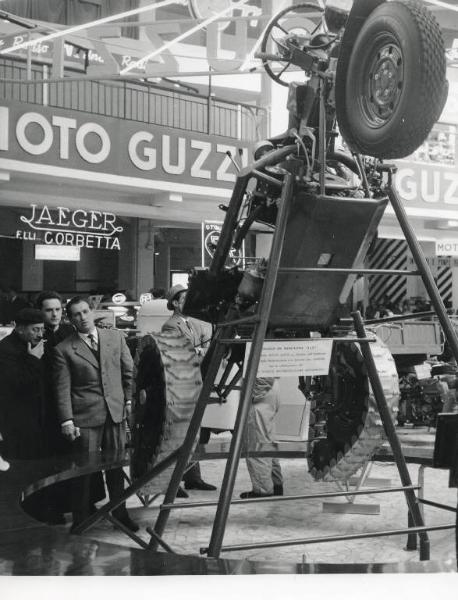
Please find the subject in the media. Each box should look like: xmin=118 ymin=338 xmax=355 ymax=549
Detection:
xmin=436 ymin=258 xmax=452 ymax=304
xmin=369 ymin=238 xmax=408 ymax=306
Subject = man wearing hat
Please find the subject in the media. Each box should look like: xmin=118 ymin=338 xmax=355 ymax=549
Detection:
xmin=0 ymin=308 xmax=46 ymax=461
xmin=163 ymin=284 xmax=211 ymax=356
xmin=162 ymin=284 xmax=216 ymax=494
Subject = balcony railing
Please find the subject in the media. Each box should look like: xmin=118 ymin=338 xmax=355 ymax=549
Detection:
xmin=0 ymin=58 xmax=264 ymax=141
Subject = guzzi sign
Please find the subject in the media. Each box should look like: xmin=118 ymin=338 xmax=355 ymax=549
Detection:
xmin=16 ymin=204 xmax=123 ymax=250
xmin=0 ymin=102 xmax=249 ymax=189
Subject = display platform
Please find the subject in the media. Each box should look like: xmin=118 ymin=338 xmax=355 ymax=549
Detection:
xmin=0 ymin=434 xmax=456 ymax=575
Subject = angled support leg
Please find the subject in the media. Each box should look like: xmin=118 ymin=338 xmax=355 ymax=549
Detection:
xmin=207 ymin=172 xmax=295 ymax=558
xmin=353 ymin=310 xmax=430 ymax=561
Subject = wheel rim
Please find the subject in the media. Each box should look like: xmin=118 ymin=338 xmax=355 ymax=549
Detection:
xmin=360 ymin=36 xmax=404 ymax=126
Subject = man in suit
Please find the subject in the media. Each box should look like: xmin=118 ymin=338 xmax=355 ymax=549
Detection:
xmin=162 ymin=284 xmax=216 ymax=495
xmin=37 ymin=291 xmax=75 ymax=454
xmin=36 ymin=291 xmax=105 ymax=524
xmin=54 ymin=296 xmax=138 ymax=533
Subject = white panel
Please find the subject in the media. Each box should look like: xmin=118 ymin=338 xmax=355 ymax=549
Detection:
xmin=35 ymin=244 xmax=80 ymax=261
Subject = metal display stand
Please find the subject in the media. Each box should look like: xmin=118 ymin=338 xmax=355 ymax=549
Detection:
xmin=323 ymin=462 xmax=385 ymax=515
xmin=73 ymin=161 xmax=458 ymax=562
xmin=137 ymin=166 xmax=457 ymax=561
xmin=68 ymin=154 xmax=458 ymax=568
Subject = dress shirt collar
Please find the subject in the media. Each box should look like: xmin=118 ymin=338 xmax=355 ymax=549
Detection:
xmin=78 ymin=328 xmax=98 ymax=346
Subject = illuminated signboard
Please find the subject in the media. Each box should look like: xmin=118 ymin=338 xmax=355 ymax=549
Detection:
xmin=17 ymin=204 xmax=123 ymax=250
xmin=35 ymin=244 xmax=81 ymax=261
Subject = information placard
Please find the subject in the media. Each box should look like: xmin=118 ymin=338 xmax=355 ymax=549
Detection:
xmin=243 ymin=339 xmax=333 ymax=377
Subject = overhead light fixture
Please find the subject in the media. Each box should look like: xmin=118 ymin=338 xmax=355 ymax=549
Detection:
xmin=0 ymin=171 xmax=10 ymax=181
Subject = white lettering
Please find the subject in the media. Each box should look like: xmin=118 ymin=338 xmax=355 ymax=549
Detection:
xmin=190 ymin=140 xmax=212 ymax=179
xmin=443 ymin=172 xmax=458 ymax=205
xmin=64 ymin=43 xmax=74 ymax=58
xmin=395 ymin=168 xmax=417 ymax=202
xmin=143 ymin=22 xmax=180 ymax=76
xmin=436 ymin=240 xmax=458 ymax=256
xmin=103 ymin=212 xmax=119 ymax=233
xmin=216 ymin=144 xmax=237 ymax=182
xmin=52 ymin=116 xmax=77 ymax=160
xmin=128 ymin=131 xmax=156 ymax=170
xmin=420 ymin=169 xmax=440 ymax=203
xmin=56 ymin=207 xmax=70 ymax=227
xmin=162 ymin=135 xmax=186 ymax=175
xmin=75 ymin=122 xmax=110 ymax=163
xmin=89 ymin=211 xmax=103 ymax=230
xmin=35 ymin=205 xmax=53 ymax=225
xmin=55 ymin=232 xmax=64 ymax=245
xmin=16 ymin=112 xmax=53 ymax=155
xmin=207 ymin=19 xmax=248 ymax=72
xmin=0 ymin=107 xmax=8 ymax=151
xmin=72 ymin=209 xmax=88 ymax=228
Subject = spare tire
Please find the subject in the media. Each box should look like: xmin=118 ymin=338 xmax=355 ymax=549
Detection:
xmin=131 ymin=332 xmax=202 ymax=495
xmin=336 ymin=0 xmax=447 ymax=159
xmin=308 ymin=334 xmax=399 ymax=482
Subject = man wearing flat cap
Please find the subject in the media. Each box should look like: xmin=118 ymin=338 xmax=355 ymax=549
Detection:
xmin=163 ymin=284 xmax=211 ymax=356
xmin=0 ymin=308 xmax=46 ymax=462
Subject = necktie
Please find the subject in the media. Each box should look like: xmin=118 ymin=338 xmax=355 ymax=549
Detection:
xmin=88 ymin=333 xmax=98 ymax=351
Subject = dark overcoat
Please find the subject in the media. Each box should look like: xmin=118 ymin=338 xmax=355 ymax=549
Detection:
xmin=0 ymin=330 xmax=45 ymax=459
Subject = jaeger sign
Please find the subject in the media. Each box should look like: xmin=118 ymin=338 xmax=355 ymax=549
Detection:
xmin=16 ymin=204 xmax=123 ymax=250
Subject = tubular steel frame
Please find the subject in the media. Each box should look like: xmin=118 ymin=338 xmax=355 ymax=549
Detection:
xmin=75 ymin=161 xmax=458 ymax=563
xmin=145 ymin=161 xmax=458 ymax=560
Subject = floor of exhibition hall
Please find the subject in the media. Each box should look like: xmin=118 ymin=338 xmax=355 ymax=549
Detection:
xmin=78 ymin=429 xmax=457 ymax=568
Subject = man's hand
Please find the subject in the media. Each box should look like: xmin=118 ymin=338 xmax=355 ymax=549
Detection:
xmin=61 ymin=421 xmax=80 ymax=442
xmin=27 ymin=339 xmax=45 ymax=359
xmin=125 ymin=402 xmax=133 ymax=427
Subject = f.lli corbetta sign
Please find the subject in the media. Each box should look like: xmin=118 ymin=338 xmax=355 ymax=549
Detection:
xmin=16 ymin=204 xmax=123 ymax=250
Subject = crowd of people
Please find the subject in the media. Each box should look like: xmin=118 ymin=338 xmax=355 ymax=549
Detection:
xmin=0 ymin=282 xmax=292 ymax=533
xmin=0 ymin=292 xmax=136 ymax=531
xmin=1 ymin=282 xmax=446 ymax=531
